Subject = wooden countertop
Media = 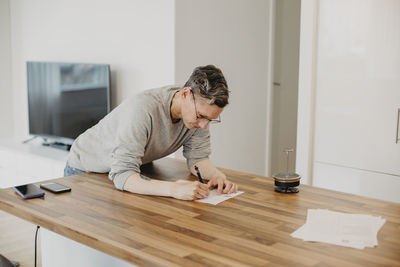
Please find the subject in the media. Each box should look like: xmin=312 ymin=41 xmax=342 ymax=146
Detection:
xmin=0 ymin=158 xmax=399 ymax=266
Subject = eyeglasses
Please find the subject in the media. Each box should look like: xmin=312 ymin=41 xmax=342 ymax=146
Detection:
xmin=192 ymin=92 xmax=221 ymax=124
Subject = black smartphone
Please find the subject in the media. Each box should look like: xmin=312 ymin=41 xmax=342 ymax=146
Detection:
xmin=13 ymin=184 xmax=45 ymax=199
xmin=40 ymin=182 xmax=71 ymax=194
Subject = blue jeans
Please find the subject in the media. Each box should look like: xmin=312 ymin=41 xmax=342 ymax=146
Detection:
xmin=64 ymin=162 xmax=86 ymax=177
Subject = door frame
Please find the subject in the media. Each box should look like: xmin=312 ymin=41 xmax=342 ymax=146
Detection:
xmin=295 ymin=0 xmax=319 ymax=185
xmin=264 ymin=0 xmax=276 ymax=177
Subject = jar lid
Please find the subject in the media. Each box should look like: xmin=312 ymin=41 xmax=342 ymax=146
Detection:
xmin=273 ymin=172 xmax=301 ymax=182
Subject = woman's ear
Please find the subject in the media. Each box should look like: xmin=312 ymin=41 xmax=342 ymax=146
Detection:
xmin=182 ymin=87 xmax=192 ymax=99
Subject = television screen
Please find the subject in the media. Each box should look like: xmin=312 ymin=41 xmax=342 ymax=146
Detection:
xmin=27 ymin=61 xmax=110 ymax=142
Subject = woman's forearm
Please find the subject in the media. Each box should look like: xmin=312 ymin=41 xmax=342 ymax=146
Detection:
xmin=122 ymin=172 xmax=210 ymax=200
xmin=122 ymin=173 xmax=174 ymax=197
xmin=189 ymin=159 xmax=226 ymax=181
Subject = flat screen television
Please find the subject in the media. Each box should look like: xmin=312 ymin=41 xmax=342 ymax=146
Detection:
xmin=27 ymin=61 xmax=110 ymax=149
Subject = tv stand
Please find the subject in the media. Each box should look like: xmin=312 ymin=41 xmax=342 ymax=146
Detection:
xmin=22 ymin=136 xmax=72 ymax=151
xmin=42 ymin=141 xmax=71 ymax=151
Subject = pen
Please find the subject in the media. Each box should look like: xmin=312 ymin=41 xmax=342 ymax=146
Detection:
xmin=194 ymin=165 xmax=204 ymax=183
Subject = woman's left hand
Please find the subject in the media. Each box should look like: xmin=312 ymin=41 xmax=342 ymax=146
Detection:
xmin=207 ymin=176 xmax=238 ymax=195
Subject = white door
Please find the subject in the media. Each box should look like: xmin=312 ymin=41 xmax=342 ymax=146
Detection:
xmin=314 ymin=0 xmax=400 ymax=176
xmin=297 ymin=0 xmax=400 ymax=202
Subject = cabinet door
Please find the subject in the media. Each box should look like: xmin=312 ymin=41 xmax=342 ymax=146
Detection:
xmin=314 ymin=0 xmax=400 ymax=176
xmin=314 ymin=162 xmax=400 ymax=203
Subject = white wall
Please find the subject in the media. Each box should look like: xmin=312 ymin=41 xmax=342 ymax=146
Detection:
xmin=175 ymin=0 xmax=273 ymax=176
xmin=9 ymin=0 xmax=175 ymax=141
xmin=0 ymin=0 xmax=13 ymax=138
xmin=5 ymin=0 xmax=274 ymax=177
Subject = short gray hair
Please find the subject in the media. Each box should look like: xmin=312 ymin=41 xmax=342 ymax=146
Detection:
xmin=184 ymin=65 xmax=229 ymax=108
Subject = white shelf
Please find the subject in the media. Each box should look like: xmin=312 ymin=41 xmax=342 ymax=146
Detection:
xmin=0 ymin=138 xmax=69 ymax=188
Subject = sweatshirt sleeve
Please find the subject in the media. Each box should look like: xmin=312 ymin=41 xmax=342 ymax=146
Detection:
xmin=182 ymin=127 xmax=211 ymax=168
xmin=108 ymin=106 xmax=151 ymax=190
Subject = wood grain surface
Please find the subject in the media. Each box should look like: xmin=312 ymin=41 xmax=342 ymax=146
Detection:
xmin=0 ymin=158 xmax=399 ymax=266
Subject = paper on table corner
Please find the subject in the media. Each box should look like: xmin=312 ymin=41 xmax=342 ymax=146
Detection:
xmin=290 ymin=209 xmax=386 ymax=250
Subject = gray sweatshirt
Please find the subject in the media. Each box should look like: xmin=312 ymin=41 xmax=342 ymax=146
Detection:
xmin=67 ymin=85 xmax=211 ymax=190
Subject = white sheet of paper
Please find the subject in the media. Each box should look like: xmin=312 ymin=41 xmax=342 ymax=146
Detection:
xmin=195 ymin=190 xmax=244 ymax=205
xmin=176 ymin=179 xmax=243 ymax=205
xmin=291 ymin=209 xmax=386 ymax=249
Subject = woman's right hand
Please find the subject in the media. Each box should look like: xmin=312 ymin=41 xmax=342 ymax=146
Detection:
xmin=171 ymin=181 xmax=210 ymax=200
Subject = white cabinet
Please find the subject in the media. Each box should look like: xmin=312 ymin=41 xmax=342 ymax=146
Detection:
xmin=304 ymin=0 xmax=400 ymax=203
xmin=41 ymin=228 xmax=135 ymax=267
xmin=313 ymin=162 xmax=400 ymax=202
xmin=0 ymin=139 xmax=68 ymax=188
